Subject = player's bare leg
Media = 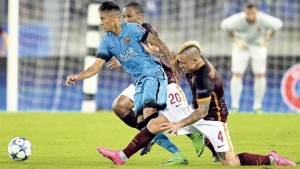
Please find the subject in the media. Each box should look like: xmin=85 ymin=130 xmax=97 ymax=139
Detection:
xmin=112 ymin=95 xmax=137 ymax=127
xmin=230 ymin=72 xmax=243 ymax=113
xmin=217 ymin=150 xmax=296 ymax=166
xmin=253 ymin=73 xmax=266 ymax=114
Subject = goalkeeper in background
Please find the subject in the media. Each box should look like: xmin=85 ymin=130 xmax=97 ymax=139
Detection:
xmin=221 ymin=2 xmax=282 ymax=113
xmin=0 ymin=26 xmax=8 ymax=57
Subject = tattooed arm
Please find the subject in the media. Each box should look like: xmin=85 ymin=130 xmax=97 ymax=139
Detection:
xmin=146 ymin=33 xmax=179 ymax=76
xmin=160 ymin=99 xmax=210 ymax=134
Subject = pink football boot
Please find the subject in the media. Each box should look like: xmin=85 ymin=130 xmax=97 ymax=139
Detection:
xmin=97 ymin=146 xmax=125 ymax=165
xmin=268 ymin=151 xmax=296 ymax=166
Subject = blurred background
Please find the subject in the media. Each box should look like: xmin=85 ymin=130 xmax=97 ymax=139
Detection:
xmin=0 ymin=0 xmax=299 ymax=113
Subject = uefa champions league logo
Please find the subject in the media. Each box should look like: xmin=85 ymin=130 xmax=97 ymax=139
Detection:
xmin=281 ymin=64 xmax=300 ymax=113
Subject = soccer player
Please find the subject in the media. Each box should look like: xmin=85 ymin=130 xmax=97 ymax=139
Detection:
xmin=221 ymin=3 xmax=283 ymax=113
xmin=98 ymin=40 xmax=296 ymax=167
xmin=65 ymin=1 xmax=183 ymax=165
xmin=107 ymin=2 xmax=205 ymax=164
xmin=0 ymin=26 xmax=8 ymax=57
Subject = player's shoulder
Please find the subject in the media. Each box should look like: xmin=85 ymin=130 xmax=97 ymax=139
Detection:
xmin=231 ymin=12 xmax=245 ymax=20
xmin=257 ymin=11 xmax=272 ymax=19
xmin=123 ymin=22 xmax=140 ymax=29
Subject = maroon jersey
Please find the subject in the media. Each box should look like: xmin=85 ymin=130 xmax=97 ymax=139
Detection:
xmin=186 ymin=59 xmax=228 ymax=123
xmin=142 ymin=23 xmax=176 ymax=84
xmin=0 ymin=27 xmax=3 ymax=34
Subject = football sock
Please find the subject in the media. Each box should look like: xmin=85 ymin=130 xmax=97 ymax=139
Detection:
xmin=119 ymin=151 xmax=128 ymax=161
xmin=238 ymin=153 xmax=271 ymax=165
xmin=136 ymin=112 xmax=159 ymax=130
xmin=153 ymin=132 xmax=180 ymax=154
xmin=253 ymin=76 xmax=266 ymax=110
xmin=230 ymin=76 xmax=243 ymax=109
xmin=122 ymin=127 xmax=156 ymax=158
xmin=205 ymin=137 xmax=217 ymax=157
xmin=121 ymin=110 xmax=137 ymax=128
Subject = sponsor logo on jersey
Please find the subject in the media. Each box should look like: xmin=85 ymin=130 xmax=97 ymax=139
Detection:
xmin=117 ymin=47 xmax=138 ymax=62
xmin=124 ymin=36 xmax=130 ymax=44
xmin=196 ymin=89 xmax=208 ymax=94
xmin=281 ymin=64 xmax=300 ymax=113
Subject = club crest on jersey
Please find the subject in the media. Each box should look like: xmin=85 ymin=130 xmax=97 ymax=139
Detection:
xmin=124 ymin=36 xmax=130 ymax=44
xmin=281 ymin=64 xmax=300 ymax=113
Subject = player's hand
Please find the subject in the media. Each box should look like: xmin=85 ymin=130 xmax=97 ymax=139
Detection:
xmin=257 ymin=38 xmax=269 ymax=46
xmin=107 ymin=56 xmax=121 ymax=69
xmin=159 ymin=122 xmax=181 ymax=135
xmin=140 ymin=42 xmax=154 ymax=55
xmin=234 ymin=38 xmax=248 ymax=50
xmin=65 ymin=74 xmax=79 ymax=86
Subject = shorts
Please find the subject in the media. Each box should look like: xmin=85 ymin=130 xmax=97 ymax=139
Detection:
xmin=162 ymin=105 xmax=234 ymax=152
xmin=231 ymin=44 xmax=267 ymax=74
xmin=114 ymin=82 xmax=188 ymax=111
xmin=133 ymin=76 xmax=167 ymax=114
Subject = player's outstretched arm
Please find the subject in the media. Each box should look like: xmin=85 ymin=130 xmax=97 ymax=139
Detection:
xmin=145 ymin=33 xmax=180 ymax=77
xmin=160 ymin=100 xmax=210 ymax=134
xmin=65 ymin=58 xmax=105 ymax=86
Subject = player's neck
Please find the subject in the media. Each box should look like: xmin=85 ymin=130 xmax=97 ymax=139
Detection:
xmin=111 ymin=23 xmax=122 ymax=36
xmin=194 ymin=59 xmax=205 ymax=71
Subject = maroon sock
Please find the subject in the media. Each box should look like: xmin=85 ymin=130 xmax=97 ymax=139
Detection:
xmin=205 ymin=138 xmax=217 ymax=157
xmin=123 ymin=127 xmax=156 ymax=158
xmin=120 ymin=110 xmax=137 ymax=128
xmin=238 ymin=153 xmax=271 ymax=166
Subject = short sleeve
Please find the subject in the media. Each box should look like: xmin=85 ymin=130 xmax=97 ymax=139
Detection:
xmin=142 ymin=23 xmax=158 ymax=37
xmin=128 ymin=23 xmax=148 ymax=42
xmin=96 ymin=37 xmax=112 ymax=62
xmin=195 ymin=75 xmax=214 ymax=102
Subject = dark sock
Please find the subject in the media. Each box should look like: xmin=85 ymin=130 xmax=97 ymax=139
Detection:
xmin=123 ymin=127 xmax=156 ymax=158
xmin=120 ymin=110 xmax=137 ymax=128
xmin=205 ymin=138 xmax=217 ymax=156
xmin=136 ymin=112 xmax=159 ymax=130
xmin=238 ymin=153 xmax=271 ymax=165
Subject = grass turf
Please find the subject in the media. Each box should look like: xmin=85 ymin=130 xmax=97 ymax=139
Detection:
xmin=0 ymin=112 xmax=299 ymax=169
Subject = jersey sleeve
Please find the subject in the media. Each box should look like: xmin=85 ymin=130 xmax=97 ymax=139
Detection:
xmin=128 ymin=23 xmax=148 ymax=42
xmin=221 ymin=13 xmax=243 ymax=31
xmin=142 ymin=23 xmax=158 ymax=37
xmin=259 ymin=12 xmax=283 ymax=30
xmin=0 ymin=27 xmax=3 ymax=34
xmin=96 ymin=37 xmax=113 ymax=62
xmin=195 ymin=75 xmax=214 ymax=103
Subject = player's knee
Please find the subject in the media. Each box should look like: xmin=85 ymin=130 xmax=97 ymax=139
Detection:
xmin=221 ymin=158 xmax=240 ymax=166
xmin=146 ymin=118 xmax=161 ymax=134
xmin=112 ymin=101 xmax=128 ymax=118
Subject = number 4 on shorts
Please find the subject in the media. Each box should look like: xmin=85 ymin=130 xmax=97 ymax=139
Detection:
xmin=218 ymin=131 xmax=223 ymax=142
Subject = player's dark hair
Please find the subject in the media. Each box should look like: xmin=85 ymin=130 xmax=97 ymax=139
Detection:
xmin=125 ymin=2 xmax=143 ymax=14
xmin=98 ymin=1 xmax=121 ymax=13
xmin=245 ymin=2 xmax=258 ymax=9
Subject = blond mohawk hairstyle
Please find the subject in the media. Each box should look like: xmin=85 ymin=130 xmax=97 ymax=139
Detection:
xmin=178 ymin=40 xmax=202 ymax=54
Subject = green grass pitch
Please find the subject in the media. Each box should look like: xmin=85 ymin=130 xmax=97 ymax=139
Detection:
xmin=0 ymin=112 xmax=299 ymax=169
